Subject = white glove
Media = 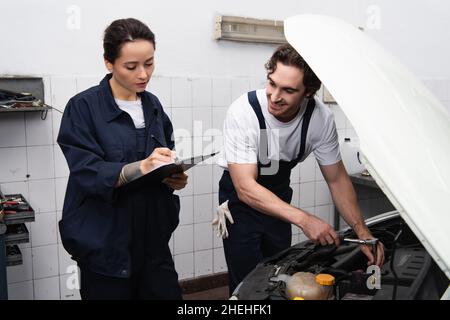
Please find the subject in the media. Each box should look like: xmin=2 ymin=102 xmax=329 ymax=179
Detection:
xmin=212 ymin=200 xmax=234 ymax=239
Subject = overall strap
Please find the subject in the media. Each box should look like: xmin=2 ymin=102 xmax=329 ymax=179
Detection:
xmin=247 ymin=91 xmax=269 ymax=165
xmin=293 ymin=98 xmax=316 ymax=164
xmin=247 ymin=90 xmax=266 ymax=130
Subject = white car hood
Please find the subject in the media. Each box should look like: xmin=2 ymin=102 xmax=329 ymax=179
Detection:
xmin=285 ymin=14 xmax=450 ymax=278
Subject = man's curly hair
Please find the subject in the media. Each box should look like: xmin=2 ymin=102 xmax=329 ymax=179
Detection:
xmin=265 ymin=44 xmax=321 ymax=97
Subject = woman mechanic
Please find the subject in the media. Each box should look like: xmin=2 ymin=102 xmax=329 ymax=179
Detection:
xmin=57 ymin=18 xmax=187 ymax=299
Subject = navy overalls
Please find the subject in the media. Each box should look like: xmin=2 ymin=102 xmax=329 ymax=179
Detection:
xmin=219 ymin=91 xmax=315 ymax=294
xmin=58 ymin=74 xmax=181 ymax=299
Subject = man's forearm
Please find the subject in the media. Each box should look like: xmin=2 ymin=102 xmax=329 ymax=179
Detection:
xmin=236 ymin=180 xmax=308 ymax=227
xmin=328 ymin=175 xmax=371 ymax=237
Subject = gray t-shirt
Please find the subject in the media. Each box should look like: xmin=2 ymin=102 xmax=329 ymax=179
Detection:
xmin=217 ymin=89 xmax=341 ymax=168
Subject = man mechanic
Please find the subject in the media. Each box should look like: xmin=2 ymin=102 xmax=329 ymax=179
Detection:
xmin=213 ymin=44 xmax=385 ymax=295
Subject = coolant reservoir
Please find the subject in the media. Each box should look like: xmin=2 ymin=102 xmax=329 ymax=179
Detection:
xmin=340 ymin=137 xmax=365 ymax=174
xmin=286 ymin=272 xmax=335 ymax=300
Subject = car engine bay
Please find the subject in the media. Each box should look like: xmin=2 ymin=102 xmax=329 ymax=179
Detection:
xmin=234 ymin=214 xmax=449 ymax=300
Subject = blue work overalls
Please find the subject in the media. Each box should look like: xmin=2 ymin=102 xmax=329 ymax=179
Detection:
xmin=58 ymin=74 xmax=181 ymax=299
xmin=219 ymin=91 xmax=315 ymax=294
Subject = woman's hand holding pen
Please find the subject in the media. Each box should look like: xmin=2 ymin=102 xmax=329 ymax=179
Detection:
xmin=139 ymin=148 xmax=188 ymax=190
xmin=140 ymin=147 xmax=175 ymax=174
xmin=158 ymin=149 xmax=188 ymax=190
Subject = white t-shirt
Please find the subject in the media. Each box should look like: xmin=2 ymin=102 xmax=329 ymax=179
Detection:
xmin=217 ymin=89 xmax=341 ymax=169
xmin=115 ymin=98 xmax=145 ymax=129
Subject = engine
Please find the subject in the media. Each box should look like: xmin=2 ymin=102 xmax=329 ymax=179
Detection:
xmin=234 ymin=215 xmax=448 ymax=300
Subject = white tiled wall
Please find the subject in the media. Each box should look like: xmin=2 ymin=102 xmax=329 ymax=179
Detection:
xmin=2 ymin=75 xmax=449 ymax=298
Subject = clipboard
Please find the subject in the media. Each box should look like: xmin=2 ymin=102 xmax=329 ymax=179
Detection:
xmin=128 ymin=152 xmax=218 ymax=187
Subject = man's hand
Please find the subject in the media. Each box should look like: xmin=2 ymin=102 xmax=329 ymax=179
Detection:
xmin=162 ymin=172 xmax=188 ymax=190
xmin=319 ymin=161 xmax=385 ymax=266
xmin=355 ymin=228 xmax=385 ymax=266
xmin=299 ymin=212 xmax=340 ymax=246
xmin=212 ymin=200 xmax=234 ymax=239
xmin=359 ymin=241 xmax=385 ymax=266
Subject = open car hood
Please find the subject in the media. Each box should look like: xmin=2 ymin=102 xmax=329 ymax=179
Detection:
xmin=284 ymin=14 xmax=450 ymax=278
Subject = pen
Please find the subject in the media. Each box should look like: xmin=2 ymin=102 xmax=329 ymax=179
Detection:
xmin=151 ymin=134 xmax=179 ymax=163
xmin=151 ymin=134 xmax=167 ymax=148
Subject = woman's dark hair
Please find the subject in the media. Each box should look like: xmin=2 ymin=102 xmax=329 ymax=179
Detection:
xmin=103 ymin=18 xmax=155 ymax=63
xmin=265 ymin=44 xmax=321 ymax=97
